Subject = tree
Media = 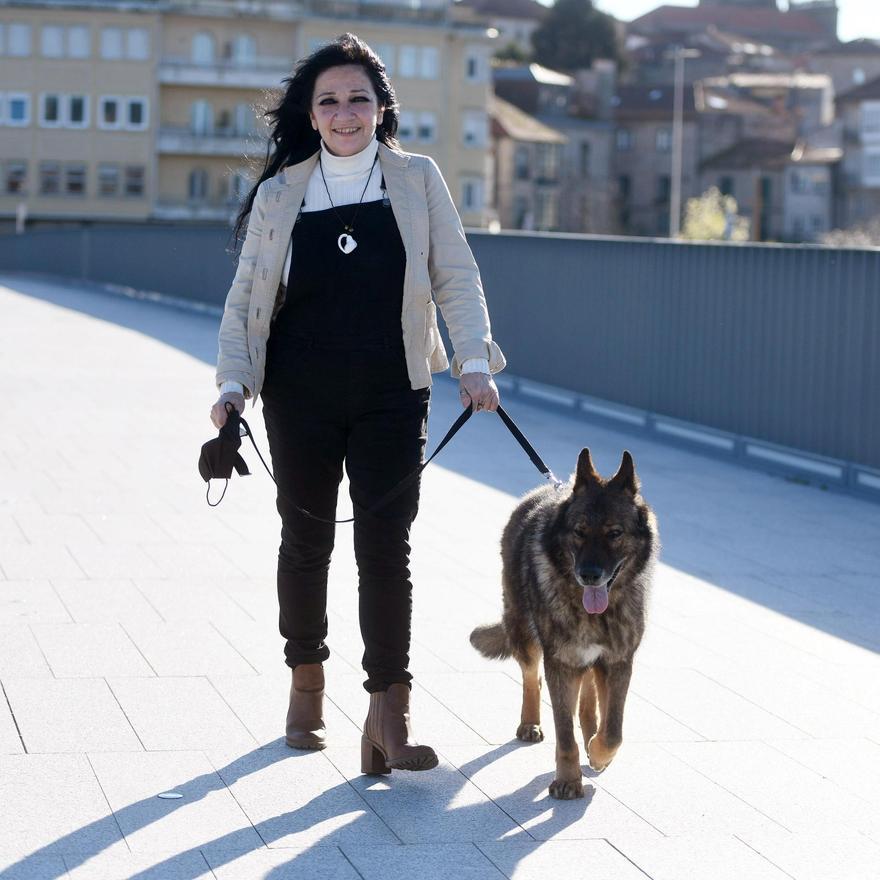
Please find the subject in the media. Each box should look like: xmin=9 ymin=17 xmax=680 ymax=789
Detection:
xmin=680 ymin=187 xmax=749 ymax=242
xmin=531 ymin=0 xmax=621 ymax=72
xmin=494 ymin=42 xmax=531 ymax=64
xmin=822 ymin=219 xmax=880 ymax=248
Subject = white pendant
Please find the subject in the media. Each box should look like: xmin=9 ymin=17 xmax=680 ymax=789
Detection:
xmin=338 ymin=233 xmax=357 ymax=254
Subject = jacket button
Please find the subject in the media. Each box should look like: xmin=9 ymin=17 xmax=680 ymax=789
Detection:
xmin=269 ymin=228 xmax=274 ymax=240
xmin=261 ymin=267 xmax=268 ymax=279
xmin=275 ymin=192 xmax=281 ymax=202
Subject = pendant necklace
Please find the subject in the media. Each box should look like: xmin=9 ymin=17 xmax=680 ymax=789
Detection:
xmin=319 ymin=150 xmax=379 ymax=255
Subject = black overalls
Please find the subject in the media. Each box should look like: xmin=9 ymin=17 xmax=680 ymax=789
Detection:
xmin=260 ymin=192 xmax=430 ymax=693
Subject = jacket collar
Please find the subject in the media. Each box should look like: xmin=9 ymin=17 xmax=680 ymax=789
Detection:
xmin=277 ymin=140 xmax=410 ymax=186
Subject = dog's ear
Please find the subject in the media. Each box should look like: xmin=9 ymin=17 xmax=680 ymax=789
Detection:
xmin=573 ymin=447 xmax=601 ymax=492
xmin=608 ymin=450 xmax=640 ymax=496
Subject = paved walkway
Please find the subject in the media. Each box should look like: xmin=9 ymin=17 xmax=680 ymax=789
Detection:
xmin=1 ymin=272 xmax=879 ymax=880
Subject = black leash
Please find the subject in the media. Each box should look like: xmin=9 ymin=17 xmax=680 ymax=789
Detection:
xmin=236 ymin=402 xmax=563 ymax=525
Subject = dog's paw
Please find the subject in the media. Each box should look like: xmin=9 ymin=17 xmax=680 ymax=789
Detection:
xmin=587 ymin=734 xmax=619 ymax=772
xmin=549 ymin=777 xmax=584 ymax=800
xmin=516 ymin=723 xmax=544 ymax=743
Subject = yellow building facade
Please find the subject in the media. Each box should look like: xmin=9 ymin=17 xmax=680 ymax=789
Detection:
xmin=0 ymin=0 xmax=494 ymax=227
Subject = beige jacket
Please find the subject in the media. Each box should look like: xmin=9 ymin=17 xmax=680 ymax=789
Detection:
xmin=215 ymin=141 xmax=506 ymax=398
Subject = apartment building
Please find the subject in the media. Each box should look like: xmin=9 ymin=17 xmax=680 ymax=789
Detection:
xmin=0 ymin=0 xmax=495 ymax=227
xmin=0 ymin=2 xmax=159 ymax=221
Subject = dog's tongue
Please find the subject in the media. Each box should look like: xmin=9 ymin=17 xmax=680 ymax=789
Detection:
xmin=582 ymin=585 xmax=609 ymax=614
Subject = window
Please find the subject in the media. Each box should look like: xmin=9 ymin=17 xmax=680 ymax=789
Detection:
xmin=656 ymin=127 xmax=672 ymax=152
xmin=863 ymin=148 xmax=880 ymax=186
xmin=101 ymin=27 xmax=122 ymax=59
xmin=399 ymin=45 xmax=418 ymax=78
xmin=39 ymin=161 xmax=61 ymax=195
xmin=40 ymin=93 xmax=62 ymax=126
xmin=190 ymin=100 xmax=213 ymax=135
xmin=656 ymin=174 xmax=671 ymax=204
xmin=126 ymin=27 xmax=149 ymax=60
xmin=9 ymin=23 xmax=31 ymax=56
xmin=465 ymin=46 xmax=488 ymax=82
xmin=230 ymin=168 xmax=250 ymax=201
xmin=99 ymin=96 xmax=121 ymax=128
xmin=461 ymin=176 xmax=484 ymax=213
xmin=41 ymin=25 xmax=64 ymax=57
xmin=192 ymin=32 xmax=215 ymax=65
xmin=861 ymin=101 xmax=880 ymax=141
xmin=68 ymin=95 xmax=88 ymax=127
xmin=462 ymin=110 xmax=488 ymax=148
xmin=189 ymin=168 xmax=209 ymax=200
xmin=5 ymin=93 xmax=30 ymax=126
xmin=419 ymin=47 xmax=439 ymax=79
xmin=514 ymin=195 xmax=531 ymax=229
xmin=65 ymin=164 xmax=86 ymax=196
xmin=373 ymin=43 xmax=395 ymax=76
xmin=5 ymin=161 xmax=27 ymax=194
xmin=719 ymin=175 xmax=735 ymax=197
xmin=580 ymin=141 xmax=591 ymax=176
xmin=397 ymin=111 xmax=415 ymax=141
xmin=536 ymin=143 xmax=559 ymax=182
xmin=514 ymin=145 xmax=530 ymax=180
xmin=618 ymin=174 xmax=631 ymax=200
xmin=616 ymin=128 xmax=633 ymax=151
xmin=68 ymin=25 xmax=89 ymax=58
xmin=124 ymin=165 xmax=145 ymax=196
xmin=417 ymin=112 xmax=436 ymax=143
xmin=234 ymin=102 xmax=254 ymax=135
xmin=535 ymin=191 xmax=558 ymax=229
xmin=98 ymin=163 xmax=119 ymax=196
xmin=854 ymin=67 xmax=867 ymax=86
xmin=126 ymin=97 xmax=147 ymax=129
xmin=231 ymin=34 xmax=255 ymax=65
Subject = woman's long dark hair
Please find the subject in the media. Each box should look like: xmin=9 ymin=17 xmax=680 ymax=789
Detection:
xmin=228 ymin=33 xmax=401 ymax=252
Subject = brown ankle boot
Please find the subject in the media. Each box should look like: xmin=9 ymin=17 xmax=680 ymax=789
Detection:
xmin=361 ymin=683 xmax=438 ymax=774
xmin=285 ymin=663 xmax=326 ymax=750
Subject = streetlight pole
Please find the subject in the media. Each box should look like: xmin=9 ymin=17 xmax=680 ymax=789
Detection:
xmin=669 ymin=46 xmax=700 ymax=238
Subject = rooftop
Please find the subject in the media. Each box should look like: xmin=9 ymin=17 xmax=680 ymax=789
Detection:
xmin=630 ymin=3 xmax=827 ymax=38
xmin=490 ymin=94 xmax=567 ymax=143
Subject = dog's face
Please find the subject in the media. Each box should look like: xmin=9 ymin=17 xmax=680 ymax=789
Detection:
xmin=559 ymin=448 xmax=652 ymax=614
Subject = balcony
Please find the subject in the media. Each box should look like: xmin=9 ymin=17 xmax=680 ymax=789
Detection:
xmin=159 ymin=57 xmax=292 ymax=89
xmin=158 ymin=126 xmax=268 ymax=157
xmin=153 ymin=198 xmax=241 ymax=221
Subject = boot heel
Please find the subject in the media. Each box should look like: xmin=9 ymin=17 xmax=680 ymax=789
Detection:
xmin=361 ymin=736 xmax=391 ymax=775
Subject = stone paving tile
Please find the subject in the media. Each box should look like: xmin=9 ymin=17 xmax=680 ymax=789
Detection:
xmin=324 ymin=747 xmax=525 ymax=845
xmin=120 ymin=620 xmax=257 ymax=676
xmin=50 ymin=579 xmax=164 ymax=625
xmin=0 ymin=688 xmax=24 ymax=754
xmin=629 ymin=666 xmax=809 ymax=741
xmin=30 ymin=623 xmax=154 ymax=678
xmin=13 ymin=513 xmax=99 ymax=547
xmin=209 ymin=616 xmax=295 ymax=675
xmin=3 ymin=677 xmax=142 ymax=753
xmin=107 ymin=676 xmax=258 ymax=753
xmin=442 ymin=744 xmax=662 ymax=842
xmin=209 ymin=669 xmax=362 ymax=747
xmin=608 ymin=833 xmax=791 ymax=880
xmin=88 ymin=750 xmax=263 ymax=854
xmin=0 ymin=625 xmax=52 ymax=677
xmin=207 ymin=742 xmax=400 ymax=849
xmin=478 ymin=839 xmax=649 ymax=880
xmin=0 ymin=513 xmax=28 ymax=547
xmin=0 ymin=753 xmax=126 ymax=857
xmin=64 ymin=543 xmax=166 ymax=581
xmin=64 ymin=850 xmax=214 ymax=879
xmin=0 ymin=581 xmax=74 ymax=624
xmin=0 ymin=853 xmax=71 ymax=879
xmin=80 ymin=513 xmax=172 ymax=546
xmin=343 ymin=842 xmax=505 ymax=880
xmin=204 ymin=845 xmax=362 ymax=880
xmin=131 ymin=578 xmax=255 ymax=626
xmin=736 ymin=826 xmax=880 ymax=880
xmin=663 ymin=741 xmax=880 ymax=841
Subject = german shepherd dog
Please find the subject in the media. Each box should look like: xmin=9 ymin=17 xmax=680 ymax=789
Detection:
xmin=470 ymin=448 xmax=658 ymax=800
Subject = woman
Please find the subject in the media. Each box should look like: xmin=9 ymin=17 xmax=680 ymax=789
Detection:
xmin=211 ymin=33 xmax=505 ymax=774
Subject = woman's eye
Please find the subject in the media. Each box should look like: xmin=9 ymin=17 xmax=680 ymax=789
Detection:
xmin=319 ymin=99 xmax=336 ymax=105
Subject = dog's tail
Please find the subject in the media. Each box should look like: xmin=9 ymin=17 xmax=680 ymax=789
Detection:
xmin=469 ymin=623 xmax=511 ymax=660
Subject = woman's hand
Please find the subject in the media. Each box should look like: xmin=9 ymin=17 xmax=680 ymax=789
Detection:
xmin=210 ymin=392 xmax=246 ymax=429
xmin=459 ymin=373 xmax=500 ymax=413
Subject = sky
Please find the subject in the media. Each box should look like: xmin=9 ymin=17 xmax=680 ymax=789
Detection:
xmin=585 ymin=1 xmax=878 ymax=42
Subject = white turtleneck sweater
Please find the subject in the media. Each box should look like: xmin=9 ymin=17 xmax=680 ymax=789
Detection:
xmin=220 ymin=133 xmax=489 ymax=397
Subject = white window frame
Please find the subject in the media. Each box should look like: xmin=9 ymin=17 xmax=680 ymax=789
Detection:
xmin=192 ymin=32 xmax=215 ymax=65
xmin=419 ymin=46 xmax=439 ymax=79
xmin=190 ymin=99 xmax=213 ymax=135
xmin=97 ymin=162 xmax=120 ymax=197
xmin=67 ymin=25 xmax=90 ymax=59
xmin=100 ymin=26 xmax=123 ymax=59
xmin=9 ymin=23 xmax=32 ymax=57
xmin=5 ymin=92 xmax=31 ymax=126
xmin=231 ymin=33 xmax=255 ymax=65
xmin=39 ymin=92 xmax=64 ymax=127
xmin=656 ymin=127 xmax=672 ymax=152
xmin=462 ymin=110 xmax=488 ymax=149
xmin=98 ymin=95 xmax=123 ymax=129
xmin=64 ymin=162 xmax=87 ymax=197
xmin=123 ymin=164 xmax=145 ymax=197
xmin=39 ymin=161 xmax=62 ymax=195
xmin=399 ymin=45 xmax=418 ymax=78
xmin=373 ymin=42 xmax=395 ymax=76
xmin=126 ymin=27 xmax=150 ymax=60
xmin=41 ymin=24 xmax=64 ymax=58
xmin=397 ymin=110 xmax=416 ymax=142
xmin=461 ymin=175 xmax=484 ymax=213
xmin=417 ymin=111 xmax=437 ymax=144
xmin=464 ymin=46 xmax=488 ymax=83
xmin=863 ymin=146 xmax=880 ymax=187
xmin=860 ymin=100 xmax=880 ymax=142
xmin=5 ymin=160 xmax=28 ymax=195
xmin=125 ymin=96 xmax=149 ymax=130
xmin=67 ymin=94 xmax=89 ymax=128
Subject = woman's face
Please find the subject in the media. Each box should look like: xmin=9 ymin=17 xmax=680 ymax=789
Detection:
xmin=309 ymin=64 xmax=385 ymax=157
